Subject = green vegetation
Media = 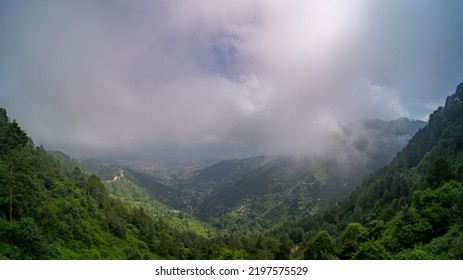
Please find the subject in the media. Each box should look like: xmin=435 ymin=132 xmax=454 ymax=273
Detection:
xmin=292 ymin=83 xmax=463 ymax=259
xmin=1 ymin=82 xmax=462 ymax=259
xmin=105 ymin=176 xmax=210 ymax=238
xmin=0 ymin=110 xmax=213 ymax=259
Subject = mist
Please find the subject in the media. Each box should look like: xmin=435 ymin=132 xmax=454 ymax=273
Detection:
xmin=1 ymin=0 xmax=463 ymax=158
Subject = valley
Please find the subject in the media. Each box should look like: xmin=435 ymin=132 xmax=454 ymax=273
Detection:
xmin=2 ymin=0 xmax=463 ymax=262
xmin=81 ymin=118 xmax=426 ymax=233
xmin=2 ymin=83 xmax=463 ymax=260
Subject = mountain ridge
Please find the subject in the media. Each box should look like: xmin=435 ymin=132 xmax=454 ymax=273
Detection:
xmin=192 ymin=117 xmax=425 ymax=230
xmin=292 ymin=82 xmax=463 ymax=259
xmin=4 ymin=87 xmax=459 ymax=259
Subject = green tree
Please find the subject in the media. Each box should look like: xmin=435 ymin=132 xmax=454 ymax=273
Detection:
xmin=0 ymin=120 xmax=29 ymax=221
xmin=7 ymin=217 xmax=51 ymax=259
xmin=304 ymin=231 xmax=338 ymax=260
xmin=0 ymin=108 xmax=8 ymax=128
xmin=395 ymin=248 xmax=433 ymax=260
xmin=275 ymin=233 xmax=292 ymax=259
xmin=413 ymin=181 xmax=459 ymax=236
xmin=339 ymin=223 xmax=368 ymax=259
xmin=352 ymin=240 xmax=390 ymax=260
xmin=260 ymin=236 xmax=281 ymax=254
xmin=216 ymin=247 xmax=246 ymax=260
xmin=455 ymin=186 xmax=463 ymax=227
xmin=425 ymin=158 xmax=453 ymax=189
xmin=381 ymin=207 xmax=432 ymax=252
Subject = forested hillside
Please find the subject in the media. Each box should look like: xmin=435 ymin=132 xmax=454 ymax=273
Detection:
xmin=193 ymin=118 xmax=425 ymax=232
xmin=0 ymin=108 xmax=305 ymax=260
xmin=1 ymin=83 xmax=462 ymax=260
xmin=293 ymin=83 xmax=463 ymax=259
xmin=0 ymin=109 xmax=214 ymax=259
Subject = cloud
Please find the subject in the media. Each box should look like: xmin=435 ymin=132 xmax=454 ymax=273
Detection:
xmin=0 ymin=0 xmax=462 ymax=157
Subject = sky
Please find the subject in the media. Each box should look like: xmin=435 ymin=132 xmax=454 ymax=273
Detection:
xmin=1 ymin=0 xmax=463 ymax=157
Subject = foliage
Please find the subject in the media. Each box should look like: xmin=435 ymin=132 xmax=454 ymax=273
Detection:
xmin=0 ymin=109 xmax=215 ymax=259
xmin=0 ymin=82 xmax=462 ymax=260
xmin=339 ymin=223 xmax=368 ymax=259
xmin=295 ymin=83 xmax=463 ymax=259
xmin=304 ymin=230 xmax=338 ymax=260
xmin=352 ymin=240 xmax=390 ymax=260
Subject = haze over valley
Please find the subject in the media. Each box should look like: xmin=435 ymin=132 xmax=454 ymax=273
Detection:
xmin=1 ymin=1 xmax=463 ymax=260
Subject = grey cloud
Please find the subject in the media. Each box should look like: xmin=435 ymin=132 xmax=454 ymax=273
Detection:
xmin=0 ymin=0 xmax=462 ymax=157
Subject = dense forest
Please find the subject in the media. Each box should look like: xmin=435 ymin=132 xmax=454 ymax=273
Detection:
xmin=293 ymin=83 xmax=463 ymax=259
xmin=0 ymin=108 xmax=214 ymax=259
xmin=1 ymin=83 xmax=463 ymax=259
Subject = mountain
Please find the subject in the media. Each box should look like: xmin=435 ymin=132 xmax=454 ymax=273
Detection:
xmin=291 ymin=83 xmax=463 ymax=259
xmin=83 ymin=117 xmax=424 ymax=233
xmin=192 ymin=118 xmax=425 ymax=231
xmin=81 ymin=159 xmax=184 ymax=208
xmin=344 ymin=117 xmax=427 ymax=170
xmin=0 ymin=83 xmax=461 ymax=260
xmin=78 ymin=158 xmax=213 ymax=236
xmin=0 ymin=109 xmax=214 ymax=259
xmin=77 ymin=117 xmax=424 ymax=232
